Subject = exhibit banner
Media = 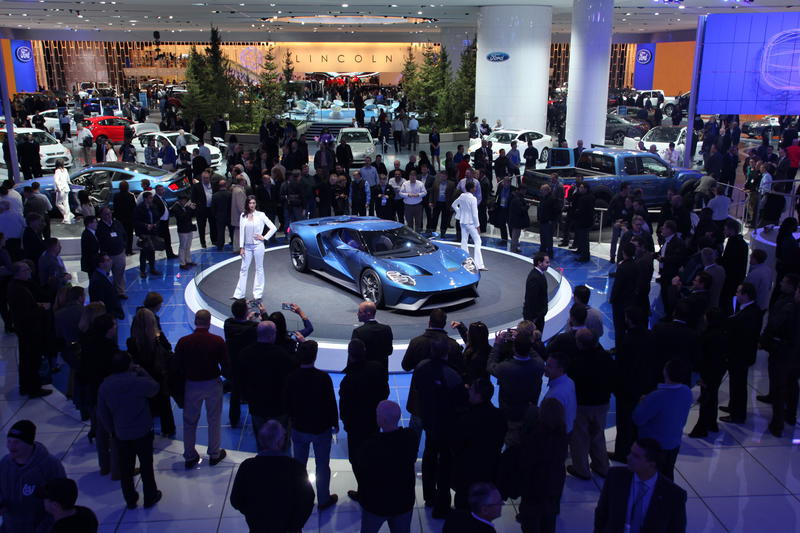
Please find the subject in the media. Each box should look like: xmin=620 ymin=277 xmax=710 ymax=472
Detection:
xmin=696 ymin=12 xmax=800 ymax=114
xmin=11 ymin=40 xmax=37 ymax=93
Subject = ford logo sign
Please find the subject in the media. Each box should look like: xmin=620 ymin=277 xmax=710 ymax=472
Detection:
xmin=15 ymin=45 xmax=32 ymax=63
xmin=486 ymin=52 xmax=510 ymax=63
xmin=636 ymin=49 xmax=652 ymax=65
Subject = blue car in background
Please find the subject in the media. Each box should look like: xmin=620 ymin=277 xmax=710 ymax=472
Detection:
xmin=13 ymin=162 xmax=191 ymax=209
xmin=288 ymin=216 xmax=481 ymax=311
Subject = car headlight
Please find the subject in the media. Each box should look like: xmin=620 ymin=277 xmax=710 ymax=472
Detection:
xmin=462 ymin=257 xmax=477 ymax=273
xmin=365 ymin=146 xmax=374 ymax=154
xmin=386 ymin=270 xmax=416 ymax=286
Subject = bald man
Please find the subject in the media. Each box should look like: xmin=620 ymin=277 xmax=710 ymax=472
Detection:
xmin=238 ymin=320 xmax=296 ymax=449
xmin=355 ymin=401 xmax=418 ymax=533
xmin=351 ymin=301 xmax=394 ymax=376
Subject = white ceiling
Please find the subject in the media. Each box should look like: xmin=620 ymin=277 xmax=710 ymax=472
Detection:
xmin=0 ymin=0 xmax=798 ymax=37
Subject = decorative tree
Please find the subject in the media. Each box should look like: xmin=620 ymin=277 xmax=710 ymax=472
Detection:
xmin=414 ymin=44 xmax=443 ymax=127
xmin=282 ymin=49 xmax=295 ymax=100
xmin=252 ymin=46 xmax=284 ymax=129
xmin=204 ymin=26 xmax=234 ymax=119
xmin=180 ymin=47 xmax=214 ymax=123
xmin=451 ymin=39 xmax=477 ymax=129
xmin=433 ymin=46 xmax=457 ymax=129
xmin=400 ymin=46 xmax=419 ymax=111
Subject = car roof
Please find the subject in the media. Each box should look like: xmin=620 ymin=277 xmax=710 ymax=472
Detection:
xmin=292 ymin=216 xmax=403 ymax=231
xmin=582 ymin=147 xmax=656 ymax=157
xmin=338 ymin=128 xmax=370 ymax=133
xmin=491 ymin=129 xmax=524 ymax=133
xmin=4 ymin=127 xmax=48 ymax=134
xmin=87 ymin=115 xmax=126 ymax=121
xmin=83 ymin=162 xmax=167 ymax=173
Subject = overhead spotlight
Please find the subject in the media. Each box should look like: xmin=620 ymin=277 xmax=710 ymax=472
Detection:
xmin=650 ymin=0 xmax=685 ymax=4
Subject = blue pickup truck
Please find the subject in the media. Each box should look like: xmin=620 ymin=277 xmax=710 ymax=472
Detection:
xmin=522 ymin=147 xmax=703 ymax=210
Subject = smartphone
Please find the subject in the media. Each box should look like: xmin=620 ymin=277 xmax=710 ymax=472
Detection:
xmin=281 ymin=303 xmax=292 ymax=311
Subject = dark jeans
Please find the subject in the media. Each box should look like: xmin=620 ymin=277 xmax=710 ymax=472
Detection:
xmin=117 ymin=431 xmax=158 ymax=506
xmin=575 ymin=227 xmax=590 ymax=260
xmin=428 ymin=201 xmax=451 ymax=236
xmin=612 ymin=305 xmax=627 ymax=348
xmin=393 ymin=132 xmax=403 ymax=152
xmin=695 ymin=372 xmax=723 ymax=432
xmin=195 ymin=209 xmax=213 ymax=248
xmin=770 ymin=353 xmax=798 ymax=428
xmin=216 ymin=221 xmax=233 ymax=250
xmin=18 ymin=336 xmax=42 ymax=395
xmin=157 ymin=219 xmax=175 ymax=257
xmin=728 ymin=363 xmax=749 ymax=421
xmin=539 ymin=221 xmax=554 ymax=256
xmin=118 ymin=219 xmax=134 ymax=254
xmin=659 ymin=446 xmax=679 ymax=481
xmin=421 ymin=434 xmax=452 ymax=513
xmin=613 ymin=397 xmax=637 ymax=460
xmin=139 ymin=247 xmax=156 ymax=273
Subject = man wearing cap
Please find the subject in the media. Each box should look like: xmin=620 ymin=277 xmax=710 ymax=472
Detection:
xmin=39 ymin=477 xmax=98 ymax=532
xmin=0 ymin=420 xmax=66 ymax=532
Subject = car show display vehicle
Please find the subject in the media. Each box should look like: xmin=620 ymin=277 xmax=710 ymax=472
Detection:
xmin=133 ymin=131 xmax=225 ymax=169
xmin=83 ymin=116 xmax=134 ymax=143
xmin=288 ymin=216 xmax=481 ymax=311
xmin=606 ymin=114 xmax=650 ymax=145
xmin=741 ymin=116 xmax=782 ymax=139
xmin=468 ymin=129 xmax=552 ymax=166
xmin=0 ymin=128 xmax=73 ymax=171
xmin=336 ymin=128 xmax=377 ymax=165
xmin=13 ymin=162 xmax=191 ymax=208
xmin=523 ymin=147 xmax=703 ymax=211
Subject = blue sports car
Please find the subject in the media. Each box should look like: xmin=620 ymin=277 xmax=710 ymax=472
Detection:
xmin=13 ymin=162 xmax=192 ymax=209
xmin=288 ymin=216 xmax=481 ymax=311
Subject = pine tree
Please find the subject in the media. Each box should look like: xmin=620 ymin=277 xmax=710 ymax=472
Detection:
xmin=204 ymin=26 xmax=234 ymax=119
xmin=414 ymin=44 xmax=442 ymax=128
xmin=433 ymin=46 xmax=456 ymax=129
xmin=181 ymin=47 xmax=214 ymax=124
xmin=400 ymin=46 xmax=419 ymax=111
xmin=282 ymin=49 xmax=295 ymax=99
xmin=252 ymin=46 xmax=284 ymax=130
xmin=451 ymin=39 xmax=477 ymax=130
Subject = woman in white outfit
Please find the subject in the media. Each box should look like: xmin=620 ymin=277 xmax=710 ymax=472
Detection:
xmin=53 ymin=160 xmax=74 ymax=224
xmin=233 ymin=195 xmax=278 ymax=301
xmin=451 ymin=180 xmax=486 ymax=271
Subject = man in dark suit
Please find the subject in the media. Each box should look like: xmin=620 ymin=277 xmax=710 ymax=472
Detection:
xmin=652 ymin=301 xmax=700 ymax=385
xmin=335 ymin=138 xmax=353 ymax=174
xmin=88 ymin=253 xmax=124 ymax=319
xmin=655 ymin=220 xmax=687 ymax=319
xmin=401 ymin=308 xmax=463 ymax=372
xmin=720 ymin=283 xmax=763 ymax=424
xmin=190 ymin=170 xmax=216 ymax=248
xmin=523 ymin=252 xmax=550 ymax=333
xmin=632 ymin=236 xmax=655 ymax=317
xmin=574 ymin=182 xmax=595 ymax=262
xmin=211 ymin=180 xmax=232 ymax=251
xmin=80 ymin=216 xmax=100 ymax=274
xmin=153 ymin=185 xmax=177 ymax=259
xmin=442 ymin=482 xmax=504 ymax=532
xmin=133 ymin=192 xmax=161 ymax=278
xmin=594 ymin=438 xmax=687 ymax=533
xmin=719 ymin=219 xmax=749 ymax=315
xmin=223 ymin=299 xmax=259 ymax=428
xmin=610 ymin=243 xmax=639 ymax=347
xmin=351 ymin=301 xmax=393 ymax=376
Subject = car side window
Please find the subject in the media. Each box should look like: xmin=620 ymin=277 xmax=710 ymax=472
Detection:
xmin=607 ymin=117 xmax=620 ymax=125
xmin=99 ymin=119 xmax=111 ymax=126
xmin=111 ymin=172 xmax=132 ymax=181
xmin=528 ymin=132 xmax=542 ymax=141
xmin=623 ymin=157 xmax=640 ymax=175
xmin=640 ymin=157 xmax=671 ymax=177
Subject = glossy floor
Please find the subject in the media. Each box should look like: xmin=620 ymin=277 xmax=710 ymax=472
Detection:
xmin=2 ymin=234 xmax=799 ymax=532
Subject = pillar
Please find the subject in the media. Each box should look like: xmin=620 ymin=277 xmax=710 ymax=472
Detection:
xmin=475 ymin=5 xmax=552 ymax=133
xmin=564 ymin=0 xmax=614 ymax=148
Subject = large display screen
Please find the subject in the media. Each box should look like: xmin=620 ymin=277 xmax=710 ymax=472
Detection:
xmin=697 ymin=13 xmax=800 ymax=115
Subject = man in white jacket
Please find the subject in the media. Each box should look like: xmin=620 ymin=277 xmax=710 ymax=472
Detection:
xmin=451 ymin=180 xmax=486 ymax=271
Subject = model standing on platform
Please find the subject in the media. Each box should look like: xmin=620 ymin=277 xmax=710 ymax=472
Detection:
xmin=451 ymin=180 xmax=487 ymax=271
xmin=233 ymin=196 xmax=277 ymax=302
xmin=53 ymin=160 xmax=74 ymax=224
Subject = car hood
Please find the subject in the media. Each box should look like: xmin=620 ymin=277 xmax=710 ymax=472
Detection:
xmin=39 ymin=144 xmax=70 ymax=155
xmin=377 ymin=244 xmax=478 ymax=289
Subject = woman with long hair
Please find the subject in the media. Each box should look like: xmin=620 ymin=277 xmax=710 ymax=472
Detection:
xmin=127 ymin=308 xmax=176 ymax=436
xmin=452 ymin=320 xmax=491 ymax=384
xmin=268 ymin=303 xmax=313 ymax=355
xmin=232 ymin=195 xmax=277 ymax=302
xmin=53 ymin=160 xmax=74 ymax=224
xmin=518 ymin=397 xmax=569 ymax=533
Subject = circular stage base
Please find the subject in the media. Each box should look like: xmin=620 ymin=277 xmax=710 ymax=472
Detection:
xmin=185 ymin=243 xmax=572 ymax=372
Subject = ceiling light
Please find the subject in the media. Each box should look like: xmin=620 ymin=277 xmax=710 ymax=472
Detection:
xmin=654 ymin=12 xmax=660 ymax=15
xmin=341 ymin=3 xmax=349 ymax=6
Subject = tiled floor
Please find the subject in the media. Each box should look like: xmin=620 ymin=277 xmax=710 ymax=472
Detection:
xmin=3 ymin=233 xmax=800 ymax=532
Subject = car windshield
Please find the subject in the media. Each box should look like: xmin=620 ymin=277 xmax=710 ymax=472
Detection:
xmin=488 ymin=132 xmax=516 ymax=144
xmin=643 ymin=127 xmax=681 ymax=143
xmin=164 ymin=133 xmax=200 ymax=144
xmin=361 ymin=227 xmax=436 ymax=257
xmin=340 ymin=131 xmax=371 ymax=143
xmin=116 ymin=164 xmax=170 ymax=177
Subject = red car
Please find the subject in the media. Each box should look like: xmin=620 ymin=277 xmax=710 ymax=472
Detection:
xmin=83 ymin=115 xmax=132 ymax=143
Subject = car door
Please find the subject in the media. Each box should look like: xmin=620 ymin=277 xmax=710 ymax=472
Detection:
xmin=637 ymin=156 xmax=673 ymax=205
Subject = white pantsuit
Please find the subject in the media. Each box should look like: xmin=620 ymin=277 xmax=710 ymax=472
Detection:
xmin=232 ymin=210 xmax=277 ymax=300
xmin=54 ymin=168 xmax=74 ymax=224
xmin=451 ymin=192 xmax=485 ymax=270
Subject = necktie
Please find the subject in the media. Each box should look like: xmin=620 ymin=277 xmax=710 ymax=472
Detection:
xmin=630 ymin=481 xmax=649 ymax=533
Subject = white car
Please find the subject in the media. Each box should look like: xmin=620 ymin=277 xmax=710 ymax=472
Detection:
xmin=0 ymin=128 xmax=73 ymax=170
xmin=467 ymin=129 xmax=551 ymax=166
xmin=622 ymin=126 xmax=702 ymax=166
xmin=133 ymin=131 xmax=224 ymax=168
xmin=36 ymin=109 xmax=79 ymax=135
xmin=336 ymin=128 xmax=377 ymax=165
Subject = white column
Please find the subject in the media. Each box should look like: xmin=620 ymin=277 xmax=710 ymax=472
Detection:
xmin=475 ymin=5 xmax=552 ymax=133
xmin=565 ymin=0 xmax=614 ymax=147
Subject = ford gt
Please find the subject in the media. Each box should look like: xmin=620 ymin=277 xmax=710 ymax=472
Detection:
xmin=288 ymin=216 xmax=481 ymax=311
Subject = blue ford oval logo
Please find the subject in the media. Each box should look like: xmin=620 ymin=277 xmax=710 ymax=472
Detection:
xmin=15 ymin=45 xmax=32 ymax=63
xmin=636 ymin=49 xmax=652 ymax=65
xmin=486 ymin=52 xmax=510 ymax=63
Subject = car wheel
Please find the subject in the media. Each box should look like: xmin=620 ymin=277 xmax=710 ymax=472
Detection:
xmin=539 ymin=147 xmax=550 ymax=164
xmin=663 ymin=104 xmax=675 ymax=117
xmin=360 ymin=269 xmax=384 ymax=307
xmin=612 ymin=132 xmax=625 ymax=145
xmin=290 ymin=238 xmax=309 ymax=273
